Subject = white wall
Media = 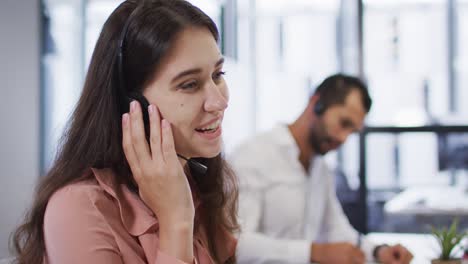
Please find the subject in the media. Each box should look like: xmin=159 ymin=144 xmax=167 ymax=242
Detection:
xmin=0 ymin=0 xmax=40 ymax=258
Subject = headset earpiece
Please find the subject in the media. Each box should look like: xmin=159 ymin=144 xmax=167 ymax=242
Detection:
xmin=314 ymin=100 xmax=325 ymax=115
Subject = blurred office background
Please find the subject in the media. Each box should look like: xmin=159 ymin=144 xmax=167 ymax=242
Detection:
xmin=1 ymin=0 xmax=468 ymax=259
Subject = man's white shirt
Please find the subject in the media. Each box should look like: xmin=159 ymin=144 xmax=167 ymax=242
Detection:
xmin=229 ymin=124 xmax=376 ymax=264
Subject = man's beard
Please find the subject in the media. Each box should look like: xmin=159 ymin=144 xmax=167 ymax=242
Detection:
xmin=308 ymin=122 xmax=333 ymax=156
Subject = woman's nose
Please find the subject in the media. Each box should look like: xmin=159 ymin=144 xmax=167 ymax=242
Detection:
xmin=204 ymin=84 xmax=228 ymax=112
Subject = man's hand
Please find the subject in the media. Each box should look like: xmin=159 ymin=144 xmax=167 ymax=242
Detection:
xmin=376 ymin=244 xmax=413 ymax=264
xmin=311 ymin=242 xmax=365 ymax=264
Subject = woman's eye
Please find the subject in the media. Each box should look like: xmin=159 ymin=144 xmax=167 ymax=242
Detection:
xmin=179 ymin=81 xmax=198 ymax=90
xmin=213 ymin=71 xmax=226 ymax=81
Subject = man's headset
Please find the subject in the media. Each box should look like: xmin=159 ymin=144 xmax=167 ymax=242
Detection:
xmin=116 ymin=6 xmax=208 ymax=175
xmin=313 ymin=97 xmax=326 ymax=116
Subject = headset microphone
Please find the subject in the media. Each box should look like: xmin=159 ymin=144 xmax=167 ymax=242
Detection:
xmin=129 ymin=95 xmax=209 ymax=176
xmin=177 ymin=154 xmax=208 ymax=175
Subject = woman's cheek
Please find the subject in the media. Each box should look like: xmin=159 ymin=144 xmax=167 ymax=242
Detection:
xmin=220 ymin=83 xmax=229 ymax=104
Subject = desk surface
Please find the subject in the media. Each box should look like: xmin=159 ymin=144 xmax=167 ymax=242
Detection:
xmin=367 ymin=232 xmax=462 ymax=264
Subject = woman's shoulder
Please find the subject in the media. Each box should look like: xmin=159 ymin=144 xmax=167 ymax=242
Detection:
xmin=45 ymin=177 xmax=119 ymax=228
xmin=49 ymin=178 xmax=108 ymax=205
xmin=43 ymin=174 xmax=127 ymax=261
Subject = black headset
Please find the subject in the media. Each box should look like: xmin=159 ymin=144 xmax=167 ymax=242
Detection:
xmin=314 ymin=99 xmax=325 ymax=115
xmin=116 ymin=5 xmax=208 ymax=175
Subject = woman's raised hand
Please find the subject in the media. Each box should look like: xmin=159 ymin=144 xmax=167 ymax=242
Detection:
xmin=122 ymin=101 xmax=195 ymax=227
xmin=122 ymin=101 xmax=195 ymax=262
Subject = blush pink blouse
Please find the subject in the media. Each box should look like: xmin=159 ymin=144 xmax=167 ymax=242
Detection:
xmin=43 ymin=168 xmax=237 ymax=264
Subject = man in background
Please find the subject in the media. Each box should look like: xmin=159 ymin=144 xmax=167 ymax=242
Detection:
xmin=231 ymin=74 xmax=413 ymax=264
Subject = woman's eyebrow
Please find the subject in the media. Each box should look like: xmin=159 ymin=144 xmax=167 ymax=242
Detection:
xmin=171 ymin=57 xmax=225 ymax=84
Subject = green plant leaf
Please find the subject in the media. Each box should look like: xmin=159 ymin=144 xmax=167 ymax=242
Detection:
xmin=430 ymin=218 xmax=466 ymax=260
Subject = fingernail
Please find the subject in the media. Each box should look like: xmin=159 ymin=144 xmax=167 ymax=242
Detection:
xmin=130 ymin=101 xmax=136 ymax=113
xmin=122 ymin=114 xmax=129 ymax=127
xmin=148 ymin=104 xmax=154 ymax=115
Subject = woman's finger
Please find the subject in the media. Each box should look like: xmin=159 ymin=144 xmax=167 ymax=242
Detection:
xmin=161 ymin=119 xmax=178 ymax=164
xmin=129 ymin=100 xmax=151 ymax=164
xmin=122 ymin=113 xmax=141 ymax=177
xmin=148 ymin=104 xmax=163 ymax=162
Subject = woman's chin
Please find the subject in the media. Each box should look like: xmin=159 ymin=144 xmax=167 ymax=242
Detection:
xmin=204 ymin=152 xmax=221 ymax=158
xmin=178 ymin=142 xmax=222 ymax=159
xmin=194 ymin=147 xmax=222 ymax=159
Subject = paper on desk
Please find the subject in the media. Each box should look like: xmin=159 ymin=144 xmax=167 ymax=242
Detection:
xmin=385 ymin=186 xmax=468 ymax=215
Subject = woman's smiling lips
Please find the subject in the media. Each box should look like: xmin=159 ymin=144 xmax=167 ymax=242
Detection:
xmin=195 ymin=117 xmax=222 ymax=140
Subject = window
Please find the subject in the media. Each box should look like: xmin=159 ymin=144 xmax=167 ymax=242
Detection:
xmin=361 ymin=0 xmax=468 ymax=232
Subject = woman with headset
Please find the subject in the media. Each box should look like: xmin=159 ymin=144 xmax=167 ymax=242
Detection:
xmin=12 ymin=0 xmax=238 ymax=263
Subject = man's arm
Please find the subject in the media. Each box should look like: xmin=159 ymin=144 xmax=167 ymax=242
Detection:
xmin=320 ymin=165 xmax=412 ymax=263
xmin=318 ymin=165 xmax=375 ymax=260
xmin=237 ymin=179 xmax=366 ymax=264
xmin=235 ymin=165 xmax=311 ymax=264
xmin=237 ymin=232 xmax=311 ymax=264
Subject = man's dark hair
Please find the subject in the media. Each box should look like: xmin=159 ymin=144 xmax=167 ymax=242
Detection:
xmin=313 ymin=73 xmax=372 ymax=113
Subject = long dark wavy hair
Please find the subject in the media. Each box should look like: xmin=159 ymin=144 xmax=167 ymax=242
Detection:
xmin=11 ymin=1 xmax=239 ymax=263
